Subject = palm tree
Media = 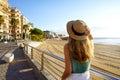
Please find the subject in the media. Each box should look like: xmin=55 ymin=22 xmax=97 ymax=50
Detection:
xmin=10 ymin=18 xmax=19 ymax=40
xmin=23 ymin=24 xmax=29 ymax=39
xmin=0 ymin=15 xmax=5 ymax=39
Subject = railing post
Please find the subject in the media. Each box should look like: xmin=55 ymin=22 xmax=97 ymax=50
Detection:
xmin=31 ymin=47 xmax=33 ymax=59
xmin=24 ymin=43 xmax=27 ymax=54
xmin=23 ymin=43 xmax=25 ymax=52
xmin=27 ymin=44 xmax=28 ymax=54
xmin=41 ymin=53 xmax=44 ymax=70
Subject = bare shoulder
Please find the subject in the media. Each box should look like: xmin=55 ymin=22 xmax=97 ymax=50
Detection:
xmin=64 ymin=43 xmax=69 ymax=55
xmin=64 ymin=43 xmax=69 ymax=49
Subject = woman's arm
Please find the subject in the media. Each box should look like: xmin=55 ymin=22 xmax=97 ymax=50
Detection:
xmin=62 ymin=44 xmax=72 ymax=80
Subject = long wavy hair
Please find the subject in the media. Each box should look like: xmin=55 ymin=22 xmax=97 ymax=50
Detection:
xmin=68 ymin=37 xmax=94 ymax=62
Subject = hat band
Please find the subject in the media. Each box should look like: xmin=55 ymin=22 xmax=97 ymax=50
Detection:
xmin=72 ymin=25 xmax=85 ymax=36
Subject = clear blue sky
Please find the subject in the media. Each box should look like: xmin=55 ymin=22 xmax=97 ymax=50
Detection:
xmin=8 ymin=0 xmax=120 ymax=37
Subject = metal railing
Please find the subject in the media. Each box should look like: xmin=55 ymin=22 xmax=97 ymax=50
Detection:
xmin=23 ymin=43 xmax=120 ymax=80
xmin=23 ymin=44 xmax=64 ymax=80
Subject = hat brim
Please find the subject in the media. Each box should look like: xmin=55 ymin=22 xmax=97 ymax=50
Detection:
xmin=67 ymin=21 xmax=88 ymax=40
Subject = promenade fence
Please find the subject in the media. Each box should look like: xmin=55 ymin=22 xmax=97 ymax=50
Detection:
xmin=23 ymin=43 xmax=120 ymax=80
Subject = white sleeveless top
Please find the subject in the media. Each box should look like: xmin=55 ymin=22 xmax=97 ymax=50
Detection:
xmin=66 ymin=71 xmax=90 ymax=80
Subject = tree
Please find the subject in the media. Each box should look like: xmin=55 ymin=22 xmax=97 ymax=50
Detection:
xmin=0 ymin=15 xmax=5 ymax=39
xmin=30 ymin=28 xmax=44 ymax=41
xmin=10 ymin=18 xmax=19 ymax=39
xmin=30 ymin=28 xmax=43 ymax=35
xmin=23 ymin=24 xmax=29 ymax=39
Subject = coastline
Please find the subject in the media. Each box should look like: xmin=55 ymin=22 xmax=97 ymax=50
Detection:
xmin=36 ymin=40 xmax=120 ymax=78
xmin=94 ymin=38 xmax=120 ymax=45
xmin=27 ymin=40 xmax=120 ymax=79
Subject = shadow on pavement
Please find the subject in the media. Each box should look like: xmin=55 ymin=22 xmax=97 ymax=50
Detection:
xmin=6 ymin=47 xmax=38 ymax=80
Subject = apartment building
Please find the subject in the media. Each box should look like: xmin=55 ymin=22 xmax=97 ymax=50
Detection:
xmin=9 ymin=7 xmax=22 ymax=39
xmin=44 ymin=30 xmax=58 ymax=39
xmin=21 ymin=15 xmax=29 ymax=39
xmin=9 ymin=8 xmax=34 ymax=39
xmin=21 ymin=15 xmax=29 ymax=27
xmin=28 ymin=22 xmax=34 ymax=30
xmin=0 ymin=0 xmax=10 ymax=39
xmin=0 ymin=0 xmax=34 ymax=40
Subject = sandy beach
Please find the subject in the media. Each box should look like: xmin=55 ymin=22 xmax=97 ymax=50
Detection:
xmin=32 ymin=40 xmax=120 ymax=79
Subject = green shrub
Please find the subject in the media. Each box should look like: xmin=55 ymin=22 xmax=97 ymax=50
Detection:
xmin=31 ymin=34 xmax=44 ymax=41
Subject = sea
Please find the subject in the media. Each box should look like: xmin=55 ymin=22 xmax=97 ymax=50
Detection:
xmin=94 ymin=38 xmax=120 ymax=45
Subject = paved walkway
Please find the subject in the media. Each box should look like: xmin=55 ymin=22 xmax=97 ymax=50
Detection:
xmin=0 ymin=45 xmax=38 ymax=80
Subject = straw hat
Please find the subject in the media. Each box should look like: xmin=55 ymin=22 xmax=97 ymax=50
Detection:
xmin=67 ymin=20 xmax=89 ymax=40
